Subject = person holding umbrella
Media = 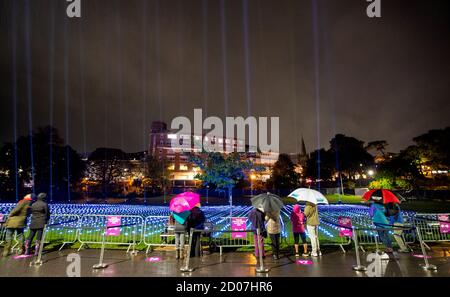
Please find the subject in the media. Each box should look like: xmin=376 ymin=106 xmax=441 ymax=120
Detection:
xmin=386 ymin=202 xmax=410 ymax=253
xmin=304 ymin=202 xmax=321 ymax=257
xmin=364 ymin=189 xmax=401 ymax=253
xmin=266 ymin=210 xmax=281 ymax=260
xmin=2 ymin=194 xmax=34 ymax=257
xmin=186 ymin=203 xmax=206 ymax=258
xmin=288 ymin=188 xmax=328 ymax=257
xmin=250 ymin=192 xmax=284 ymax=260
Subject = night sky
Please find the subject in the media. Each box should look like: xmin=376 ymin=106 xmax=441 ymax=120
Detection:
xmin=1 ymin=0 xmax=449 ymax=155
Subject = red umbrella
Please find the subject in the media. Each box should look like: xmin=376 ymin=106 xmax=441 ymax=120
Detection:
xmin=362 ymin=189 xmax=401 ymax=204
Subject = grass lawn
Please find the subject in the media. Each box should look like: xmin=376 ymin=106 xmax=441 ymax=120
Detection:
xmin=281 ymin=194 xmax=364 ymax=205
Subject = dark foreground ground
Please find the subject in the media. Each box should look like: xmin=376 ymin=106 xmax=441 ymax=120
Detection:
xmin=1 ymin=243 xmax=449 ymax=277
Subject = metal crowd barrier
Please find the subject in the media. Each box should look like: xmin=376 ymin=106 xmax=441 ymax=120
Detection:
xmin=180 ymin=227 xmax=268 ymax=274
xmin=351 ymin=224 xmax=437 ymax=272
xmin=143 ymin=215 xmax=182 ymax=253
xmin=78 ymin=214 xmax=143 ymax=253
xmin=210 ymin=217 xmax=254 ymax=255
xmin=44 ymin=214 xmax=80 ymax=251
xmin=413 ymin=213 xmax=450 ymax=247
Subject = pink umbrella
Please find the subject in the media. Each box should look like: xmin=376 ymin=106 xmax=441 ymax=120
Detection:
xmin=170 ymin=192 xmax=200 ymax=213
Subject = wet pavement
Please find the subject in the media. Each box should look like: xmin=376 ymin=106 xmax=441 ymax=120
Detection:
xmin=1 ymin=244 xmax=449 ymax=277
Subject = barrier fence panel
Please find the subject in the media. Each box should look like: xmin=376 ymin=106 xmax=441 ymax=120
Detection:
xmin=44 ymin=214 xmax=80 ymax=250
xmin=78 ymin=214 xmax=144 ymax=252
xmin=210 ymin=217 xmax=254 ymax=255
xmin=414 ymin=213 xmax=450 ymax=243
xmin=144 ymin=216 xmax=182 ymax=253
xmin=0 ymin=214 xmax=7 ymax=246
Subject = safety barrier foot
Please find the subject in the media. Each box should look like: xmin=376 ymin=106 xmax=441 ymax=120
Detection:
xmin=352 ymin=265 xmax=367 ymax=271
xmin=92 ymin=263 xmax=108 ymax=269
xmin=255 ymin=267 xmax=269 ymax=273
xmin=420 ymin=264 xmax=437 ymax=271
xmin=180 ymin=266 xmax=194 ymax=272
xmin=129 ymin=251 xmax=138 ymax=256
xmin=30 ymin=260 xmax=44 ymax=267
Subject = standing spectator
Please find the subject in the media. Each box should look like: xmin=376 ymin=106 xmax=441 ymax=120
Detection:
xmin=386 ymin=202 xmax=410 ymax=253
xmin=304 ymin=202 xmax=321 ymax=257
xmin=266 ymin=211 xmax=281 ymax=260
xmin=2 ymin=194 xmax=34 ymax=257
xmin=173 ymin=213 xmax=187 ymax=259
xmin=290 ymin=205 xmax=308 ymax=257
xmin=248 ymin=207 xmax=266 ymax=259
xmin=25 ymin=193 xmax=50 ymax=255
xmin=186 ymin=203 xmax=205 ymax=258
xmin=369 ymin=199 xmax=393 ymax=253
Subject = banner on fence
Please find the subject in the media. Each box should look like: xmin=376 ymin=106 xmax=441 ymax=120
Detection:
xmin=231 ymin=217 xmax=247 ymax=239
xmin=106 ymin=216 xmax=121 ymax=236
xmin=338 ymin=216 xmax=353 ymax=237
xmin=438 ymin=215 xmax=449 ymax=234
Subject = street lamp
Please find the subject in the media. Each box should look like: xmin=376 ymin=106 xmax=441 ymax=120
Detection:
xmin=250 ymin=174 xmax=256 ymax=196
xmin=368 ymin=169 xmax=375 ymax=177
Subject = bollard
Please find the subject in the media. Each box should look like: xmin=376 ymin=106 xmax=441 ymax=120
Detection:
xmin=255 ymin=228 xmax=269 ymax=273
xmin=93 ymin=227 xmax=108 ymax=269
xmin=416 ymin=227 xmax=437 ymax=271
xmin=352 ymin=228 xmax=367 ymax=271
xmin=30 ymin=225 xmax=47 ymax=266
xmin=180 ymin=228 xmax=194 ymax=272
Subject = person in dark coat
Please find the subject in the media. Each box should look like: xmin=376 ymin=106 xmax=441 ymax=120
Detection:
xmin=249 ymin=207 xmax=266 ymax=258
xmin=25 ymin=193 xmax=50 ymax=255
xmin=186 ymin=204 xmax=206 ymax=258
xmin=3 ymin=194 xmax=34 ymax=257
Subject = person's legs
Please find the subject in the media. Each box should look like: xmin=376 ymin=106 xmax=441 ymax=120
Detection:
xmin=16 ymin=228 xmax=25 ymax=255
xmin=179 ymin=233 xmax=185 ymax=259
xmin=275 ymin=233 xmax=280 ymax=258
xmin=300 ymin=232 xmax=308 ymax=255
xmin=26 ymin=229 xmax=37 ymax=255
xmin=293 ymin=233 xmax=299 ymax=256
xmin=269 ymin=233 xmax=278 ymax=259
xmin=315 ymin=226 xmax=321 ymax=255
xmin=3 ymin=228 xmax=13 ymax=257
xmin=307 ymin=225 xmax=318 ymax=256
xmin=377 ymin=229 xmax=393 ymax=252
xmin=174 ymin=232 xmax=180 ymax=258
xmin=34 ymin=229 xmax=43 ymax=256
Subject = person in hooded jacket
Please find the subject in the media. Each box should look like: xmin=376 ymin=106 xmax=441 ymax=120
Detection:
xmin=2 ymin=194 xmax=34 ymax=257
xmin=186 ymin=204 xmax=206 ymax=258
xmin=25 ymin=193 xmax=50 ymax=255
xmin=369 ymin=199 xmax=393 ymax=253
xmin=290 ymin=204 xmax=308 ymax=257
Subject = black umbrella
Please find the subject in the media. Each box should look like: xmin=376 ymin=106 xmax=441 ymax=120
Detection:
xmin=250 ymin=192 xmax=284 ymax=213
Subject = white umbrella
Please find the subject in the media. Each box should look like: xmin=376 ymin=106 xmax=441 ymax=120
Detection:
xmin=288 ymin=188 xmax=329 ymax=205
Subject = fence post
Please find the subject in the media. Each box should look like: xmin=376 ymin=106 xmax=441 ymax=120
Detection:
xmin=180 ymin=228 xmax=194 ymax=272
xmin=255 ymin=228 xmax=269 ymax=273
xmin=129 ymin=223 xmax=138 ymax=256
xmin=30 ymin=225 xmax=47 ymax=267
xmin=416 ymin=226 xmax=437 ymax=271
xmin=352 ymin=227 xmax=367 ymax=271
xmin=92 ymin=227 xmax=108 ymax=269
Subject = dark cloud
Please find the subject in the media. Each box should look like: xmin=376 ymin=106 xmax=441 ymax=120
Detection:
xmin=1 ymin=0 xmax=449 ymax=155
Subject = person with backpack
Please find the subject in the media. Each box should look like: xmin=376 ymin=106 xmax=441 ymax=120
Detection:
xmin=25 ymin=193 xmax=50 ymax=255
xmin=386 ymin=202 xmax=410 ymax=253
xmin=266 ymin=210 xmax=281 ymax=260
xmin=186 ymin=203 xmax=206 ymax=258
xmin=3 ymin=194 xmax=34 ymax=257
xmin=290 ymin=205 xmax=308 ymax=257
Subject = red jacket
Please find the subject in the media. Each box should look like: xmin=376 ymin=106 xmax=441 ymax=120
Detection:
xmin=290 ymin=205 xmax=306 ymax=233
